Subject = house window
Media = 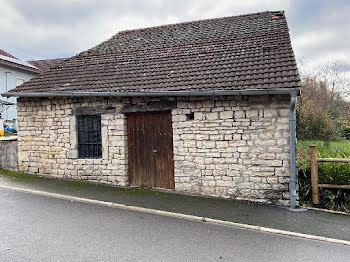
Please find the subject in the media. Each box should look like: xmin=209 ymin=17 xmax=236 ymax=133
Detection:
xmin=77 ymin=115 xmax=102 ymax=158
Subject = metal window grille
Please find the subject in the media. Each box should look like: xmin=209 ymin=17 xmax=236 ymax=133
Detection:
xmin=77 ymin=115 xmax=102 ymax=158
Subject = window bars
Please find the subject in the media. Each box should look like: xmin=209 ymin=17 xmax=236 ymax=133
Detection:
xmin=77 ymin=115 xmax=102 ymax=158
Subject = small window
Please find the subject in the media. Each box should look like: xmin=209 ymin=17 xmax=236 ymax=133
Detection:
xmin=186 ymin=112 xmax=195 ymax=120
xmin=77 ymin=115 xmax=102 ymax=158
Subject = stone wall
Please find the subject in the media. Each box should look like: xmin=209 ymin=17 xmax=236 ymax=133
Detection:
xmin=0 ymin=136 xmax=18 ymax=171
xmin=17 ymin=95 xmax=291 ymax=205
xmin=17 ymin=97 xmax=128 ymax=186
xmin=172 ymin=95 xmax=291 ymax=205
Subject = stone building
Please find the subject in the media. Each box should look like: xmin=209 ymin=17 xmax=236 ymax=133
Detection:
xmin=3 ymin=11 xmax=301 ymax=206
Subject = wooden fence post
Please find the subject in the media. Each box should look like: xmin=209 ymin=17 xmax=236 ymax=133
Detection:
xmin=310 ymin=145 xmax=320 ymax=205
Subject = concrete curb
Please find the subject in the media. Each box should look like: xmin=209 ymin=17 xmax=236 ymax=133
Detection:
xmin=301 ymin=206 xmax=350 ymax=216
xmin=2 ymin=184 xmax=350 ymax=247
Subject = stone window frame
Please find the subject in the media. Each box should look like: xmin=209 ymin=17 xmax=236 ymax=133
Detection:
xmin=67 ymin=106 xmax=114 ymax=160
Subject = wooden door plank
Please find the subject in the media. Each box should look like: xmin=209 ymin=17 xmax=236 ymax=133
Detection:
xmin=127 ymin=111 xmax=174 ymax=189
xmin=145 ymin=112 xmax=155 ymax=187
xmin=166 ymin=111 xmax=175 ymax=189
xmin=153 ymin=111 xmax=175 ymax=189
xmin=127 ymin=114 xmax=135 ymax=186
xmin=153 ymin=112 xmax=163 ymax=188
xmin=127 ymin=112 xmax=155 ymax=187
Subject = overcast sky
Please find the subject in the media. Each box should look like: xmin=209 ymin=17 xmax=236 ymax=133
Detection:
xmin=1 ymin=0 xmax=349 ymax=74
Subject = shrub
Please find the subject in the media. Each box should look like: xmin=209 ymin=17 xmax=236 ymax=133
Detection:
xmin=296 ymin=74 xmax=349 ymax=141
xmin=341 ymin=126 xmax=350 ymax=140
xmin=322 ymin=189 xmax=350 ymax=212
xmin=297 ymin=110 xmax=340 ymax=141
xmin=297 ymin=140 xmax=350 ymax=212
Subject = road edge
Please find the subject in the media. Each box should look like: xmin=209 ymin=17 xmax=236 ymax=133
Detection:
xmin=1 ymin=184 xmax=350 ymax=247
xmin=301 ymin=206 xmax=350 ymax=216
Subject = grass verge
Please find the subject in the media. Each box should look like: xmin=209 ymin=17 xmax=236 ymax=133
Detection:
xmin=297 ymin=140 xmax=350 ymax=212
xmin=0 ymin=169 xmax=157 ymax=196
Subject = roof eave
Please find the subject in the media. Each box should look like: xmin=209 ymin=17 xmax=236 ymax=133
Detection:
xmin=0 ymin=59 xmax=40 ymax=74
xmin=2 ymin=88 xmax=301 ymax=98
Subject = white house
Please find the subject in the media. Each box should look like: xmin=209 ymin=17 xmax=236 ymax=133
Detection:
xmin=0 ymin=49 xmax=39 ymax=122
xmin=0 ymin=49 xmax=66 ymax=124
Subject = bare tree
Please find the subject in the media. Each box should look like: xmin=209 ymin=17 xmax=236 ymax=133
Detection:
xmin=296 ymin=59 xmax=350 ymax=140
xmin=317 ymin=61 xmax=350 ymax=99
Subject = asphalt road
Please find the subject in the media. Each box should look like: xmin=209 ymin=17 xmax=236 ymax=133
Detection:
xmin=1 ymin=188 xmax=350 ymax=262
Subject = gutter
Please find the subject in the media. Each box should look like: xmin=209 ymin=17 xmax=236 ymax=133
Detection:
xmin=3 ymin=87 xmax=300 ymax=208
xmin=2 ymin=88 xmax=300 ymax=98
xmin=289 ymin=92 xmax=298 ymax=209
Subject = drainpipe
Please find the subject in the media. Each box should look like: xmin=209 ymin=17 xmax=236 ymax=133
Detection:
xmin=289 ymin=92 xmax=297 ymax=209
xmin=4 ymin=72 xmax=12 ymax=120
xmin=5 ymin=72 xmax=10 ymax=92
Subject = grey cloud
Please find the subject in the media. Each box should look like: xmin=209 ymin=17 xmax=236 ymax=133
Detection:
xmin=287 ymin=1 xmax=350 ymax=68
xmin=1 ymin=0 xmax=288 ymax=59
xmin=10 ymin=0 xmax=176 ymax=26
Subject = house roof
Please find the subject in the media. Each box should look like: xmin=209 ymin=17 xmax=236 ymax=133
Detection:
xmin=0 ymin=49 xmax=40 ymax=74
xmin=27 ymin=58 xmax=68 ymax=72
xmin=4 ymin=11 xmax=301 ymax=97
xmin=0 ymin=49 xmax=17 ymax=59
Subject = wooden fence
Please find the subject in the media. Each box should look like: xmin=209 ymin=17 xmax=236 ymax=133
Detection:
xmin=310 ymin=145 xmax=350 ymax=205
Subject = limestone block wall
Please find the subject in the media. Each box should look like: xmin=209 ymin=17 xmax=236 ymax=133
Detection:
xmin=17 ymin=97 xmax=129 ymax=186
xmin=0 ymin=137 xmax=18 ymax=171
xmin=17 ymin=95 xmax=291 ymax=205
xmin=172 ymin=95 xmax=291 ymax=205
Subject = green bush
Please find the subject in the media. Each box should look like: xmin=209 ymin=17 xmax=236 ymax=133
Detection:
xmin=297 ymin=110 xmax=340 ymax=141
xmin=296 ymin=74 xmax=350 ymax=141
xmin=341 ymin=126 xmax=350 ymax=140
xmin=297 ymin=140 xmax=350 ymax=212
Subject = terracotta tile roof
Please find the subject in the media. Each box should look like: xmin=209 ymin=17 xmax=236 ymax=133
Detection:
xmin=0 ymin=49 xmax=17 ymax=59
xmin=27 ymin=58 xmax=68 ymax=72
xmin=0 ymin=48 xmax=40 ymax=74
xmin=7 ymin=11 xmax=301 ymax=95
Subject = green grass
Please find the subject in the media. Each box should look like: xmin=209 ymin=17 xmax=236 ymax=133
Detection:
xmin=298 ymin=140 xmax=350 ymax=175
xmin=298 ymin=140 xmax=350 ymax=158
xmin=0 ymin=169 xmax=227 ymax=207
xmin=4 ymin=132 xmax=17 ymax=136
xmin=298 ymin=140 xmax=350 ymax=184
xmin=297 ymin=140 xmax=350 ymax=211
xmin=0 ymin=169 xmax=157 ymax=196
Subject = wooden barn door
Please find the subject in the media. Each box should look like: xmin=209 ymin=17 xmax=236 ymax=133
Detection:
xmin=127 ymin=111 xmax=175 ymax=189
